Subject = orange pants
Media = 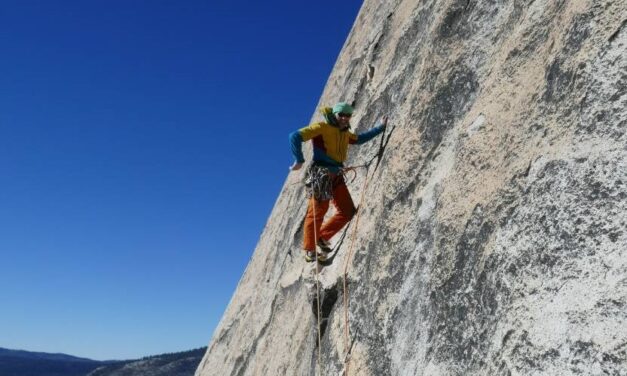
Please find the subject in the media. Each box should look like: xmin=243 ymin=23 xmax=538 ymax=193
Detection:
xmin=303 ymin=176 xmax=356 ymax=251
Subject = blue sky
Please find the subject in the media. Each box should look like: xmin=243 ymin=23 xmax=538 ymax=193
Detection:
xmin=0 ymin=0 xmax=363 ymax=360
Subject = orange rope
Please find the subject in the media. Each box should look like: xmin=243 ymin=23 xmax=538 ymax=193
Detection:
xmin=341 ymin=168 xmax=371 ymax=375
xmin=312 ymin=198 xmax=322 ymax=376
xmin=306 ymin=164 xmax=371 ymax=375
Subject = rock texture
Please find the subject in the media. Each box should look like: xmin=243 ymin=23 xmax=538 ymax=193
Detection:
xmin=196 ymin=0 xmax=626 ymax=375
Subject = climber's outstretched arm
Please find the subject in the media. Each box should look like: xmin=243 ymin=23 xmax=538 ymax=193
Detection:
xmin=350 ymin=116 xmax=388 ymax=145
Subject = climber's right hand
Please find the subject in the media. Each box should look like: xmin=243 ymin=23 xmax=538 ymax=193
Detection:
xmin=290 ymin=162 xmax=303 ymax=171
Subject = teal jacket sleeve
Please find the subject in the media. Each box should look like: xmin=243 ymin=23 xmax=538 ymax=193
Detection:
xmin=289 ymin=123 xmax=324 ymax=163
xmin=289 ymin=131 xmax=305 ymax=163
xmin=350 ymin=124 xmax=385 ymax=145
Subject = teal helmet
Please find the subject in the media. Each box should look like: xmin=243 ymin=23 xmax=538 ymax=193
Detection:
xmin=332 ymin=102 xmax=353 ymax=115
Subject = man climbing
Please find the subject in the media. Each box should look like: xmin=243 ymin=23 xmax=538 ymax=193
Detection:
xmin=289 ymin=102 xmax=387 ymax=262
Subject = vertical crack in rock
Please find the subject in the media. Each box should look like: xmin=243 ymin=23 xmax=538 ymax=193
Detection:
xmin=311 ymin=284 xmax=339 ymax=346
xmin=608 ymin=18 xmax=626 ymax=43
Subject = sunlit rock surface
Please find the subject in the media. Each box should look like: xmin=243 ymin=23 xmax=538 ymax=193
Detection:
xmin=196 ymin=0 xmax=626 ymax=375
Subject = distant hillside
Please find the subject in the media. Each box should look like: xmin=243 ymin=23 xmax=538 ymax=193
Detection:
xmin=0 ymin=348 xmax=97 ymax=363
xmin=86 ymin=347 xmax=206 ymax=376
xmin=0 ymin=347 xmax=206 ymax=376
xmin=0 ymin=347 xmax=104 ymax=376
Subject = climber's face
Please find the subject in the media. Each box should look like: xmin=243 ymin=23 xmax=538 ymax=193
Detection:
xmin=337 ymin=112 xmax=351 ymax=128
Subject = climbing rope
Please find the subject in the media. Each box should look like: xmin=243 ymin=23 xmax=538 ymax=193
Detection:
xmin=304 ymin=122 xmax=390 ymax=375
xmin=340 ymin=165 xmax=368 ymax=185
xmin=341 ymin=165 xmax=371 ymax=376
xmin=311 ymin=166 xmax=368 ymax=376
xmin=340 ymin=122 xmax=389 ymax=374
xmin=307 ymin=164 xmax=374 ymax=376
xmin=312 ymin=198 xmax=322 ymax=376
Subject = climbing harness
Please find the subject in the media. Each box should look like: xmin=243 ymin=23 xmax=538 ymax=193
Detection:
xmin=304 ymin=163 xmax=369 ymax=199
xmin=304 ymin=165 xmax=334 ymax=201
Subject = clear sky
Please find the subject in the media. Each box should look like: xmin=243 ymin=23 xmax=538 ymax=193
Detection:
xmin=0 ymin=0 xmax=363 ymax=361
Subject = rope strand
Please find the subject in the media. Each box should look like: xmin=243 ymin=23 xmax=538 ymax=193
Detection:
xmin=308 ymin=164 xmax=374 ymax=376
xmin=312 ymin=198 xmax=322 ymax=376
xmin=341 ymin=167 xmax=371 ymax=376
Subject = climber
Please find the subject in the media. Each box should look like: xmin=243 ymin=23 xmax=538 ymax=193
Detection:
xmin=289 ymin=102 xmax=387 ymax=262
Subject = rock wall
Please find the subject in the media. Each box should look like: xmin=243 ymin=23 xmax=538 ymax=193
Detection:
xmin=196 ymin=0 xmax=626 ymax=375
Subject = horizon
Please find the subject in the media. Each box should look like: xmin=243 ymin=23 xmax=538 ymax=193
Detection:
xmin=0 ymin=0 xmax=364 ymax=360
xmin=0 ymin=345 xmax=207 ymax=362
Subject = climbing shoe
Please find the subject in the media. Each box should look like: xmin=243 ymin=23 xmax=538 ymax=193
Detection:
xmin=316 ymin=250 xmax=330 ymax=262
xmin=304 ymin=250 xmax=316 ymax=262
xmin=317 ymin=238 xmax=332 ymax=253
xmin=316 ymin=239 xmax=332 ymax=262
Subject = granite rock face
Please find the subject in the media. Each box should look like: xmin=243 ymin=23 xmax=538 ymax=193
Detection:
xmin=196 ymin=1 xmax=626 ymax=375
